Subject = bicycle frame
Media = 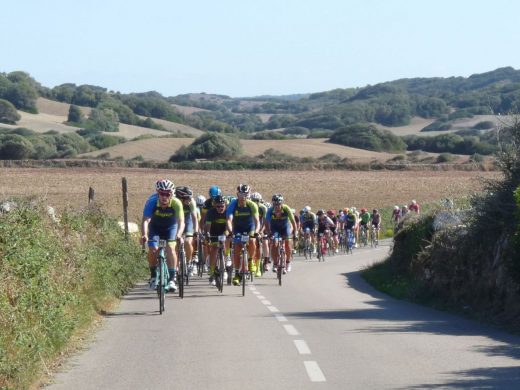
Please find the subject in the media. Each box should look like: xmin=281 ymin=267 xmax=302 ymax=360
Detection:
xmin=272 ymin=232 xmax=286 ymax=286
xmin=156 ymin=239 xmax=168 ymax=314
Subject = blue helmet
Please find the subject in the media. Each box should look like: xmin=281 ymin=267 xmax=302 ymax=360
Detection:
xmin=209 ymin=185 xmax=221 ymax=198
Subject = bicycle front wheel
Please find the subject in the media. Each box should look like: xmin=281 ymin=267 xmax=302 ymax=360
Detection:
xmin=158 ymin=257 xmax=165 ymax=314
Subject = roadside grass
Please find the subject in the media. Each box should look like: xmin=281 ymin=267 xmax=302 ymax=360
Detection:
xmin=0 ymin=199 xmax=147 ymax=389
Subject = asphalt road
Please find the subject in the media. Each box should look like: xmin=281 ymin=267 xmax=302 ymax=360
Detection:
xmin=47 ymin=241 xmax=520 ymax=389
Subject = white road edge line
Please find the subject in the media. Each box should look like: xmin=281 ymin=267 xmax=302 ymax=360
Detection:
xmin=304 ymin=361 xmax=326 ymax=382
xmin=294 ymin=340 xmax=311 ymax=354
xmin=267 ymin=306 xmax=279 ymax=313
xmin=283 ymin=324 xmax=299 ymax=335
xmin=261 ymin=300 xmax=271 ymax=305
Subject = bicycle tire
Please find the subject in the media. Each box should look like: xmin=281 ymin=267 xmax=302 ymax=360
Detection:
xmin=278 ymin=247 xmax=284 ymax=286
xmin=197 ymin=239 xmax=204 ymax=278
xmin=179 ymin=249 xmax=185 ymax=299
xmin=158 ymin=256 xmax=165 ymax=314
xmin=241 ymin=248 xmax=247 ymax=297
xmin=218 ymin=249 xmax=225 ymax=293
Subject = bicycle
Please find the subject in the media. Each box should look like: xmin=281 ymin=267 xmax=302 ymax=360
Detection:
xmin=210 ymin=234 xmax=227 ymax=293
xmin=360 ymin=225 xmax=368 ymax=247
xmin=346 ymin=229 xmax=355 ymax=254
xmin=317 ymin=232 xmax=327 ymax=261
xmin=302 ymin=228 xmax=313 ymax=260
xmin=155 ymin=239 xmax=169 ymax=314
xmin=272 ymin=232 xmax=286 ymax=286
xmin=233 ymin=233 xmax=251 ymax=297
xmin=196 ymin=232 xmax=205 ymax=278
xmin=177 ymin=237 xmax=186 ymax=299
xmin=370 ymin=224 xmax=379 ymax=248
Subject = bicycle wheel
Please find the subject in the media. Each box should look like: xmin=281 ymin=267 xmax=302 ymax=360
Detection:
xmin=278 ymin=247 xmax=284 ymax=286
xmin=158 ymin=256 xmax=165 ymax=314
xmin=241 ymin=249 xmax=247 ymax=297
xmin=179 ymin=249 xmax=185 ymax=299
xmin=218 ymin=249 xmax=225 ymax=293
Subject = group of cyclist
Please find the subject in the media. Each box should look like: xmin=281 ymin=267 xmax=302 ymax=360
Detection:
xmin=140 ymin=178 xmax=411 ymax=293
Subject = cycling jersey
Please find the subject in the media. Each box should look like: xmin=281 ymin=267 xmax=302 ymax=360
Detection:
xmin=317 ymin=216 xmax=335 ymax=234
xmin=205 ymin=207 xmax=228 ymax=243
xmin=266 ymin=204 xmax=296 ymax=238
xmin=302 ymin=211 xmax=316 ymax=229
xmin=372 ymin=213 xmax=381 ymax=227
xmin=143 ymin=193 xmax=184 ymax=246
xmin=180 ymin=200 xmax=197 ymax=236
xmin=360 ymin=212 xmax=371 ymax=225
xmin=226 ymin=199 xmax=258 ymax=235
xmin=344 ymin=213 xmax=356 ymax=230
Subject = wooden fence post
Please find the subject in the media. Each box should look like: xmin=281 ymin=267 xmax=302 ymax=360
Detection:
xmin=88 ymin=187 xmax=95 ymax=204
xmin=122 ymin=177 xmax=129 ymax=239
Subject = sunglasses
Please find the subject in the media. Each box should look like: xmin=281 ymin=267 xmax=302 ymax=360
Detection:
xmin=158 ymin=192 xmax=171 ymax=197
xmin=216 ymin=204 xmax=225 ymax=208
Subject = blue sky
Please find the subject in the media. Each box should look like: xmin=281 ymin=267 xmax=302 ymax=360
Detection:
xmin=3 ymin=0 xmax=520 ymax=97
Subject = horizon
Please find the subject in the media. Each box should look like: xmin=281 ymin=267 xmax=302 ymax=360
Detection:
xmin=2 ymin=0 xmax=520 ymax=97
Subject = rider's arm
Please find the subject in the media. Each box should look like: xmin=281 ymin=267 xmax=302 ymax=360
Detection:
xmin=171 ymin=198 xmax=185 ymax=239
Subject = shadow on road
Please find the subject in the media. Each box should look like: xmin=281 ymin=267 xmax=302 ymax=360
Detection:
xmin=284 ymin=269 xmax=520 ymax=388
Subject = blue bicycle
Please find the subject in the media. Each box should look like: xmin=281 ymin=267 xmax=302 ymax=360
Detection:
xmin=346 ymin=229 xmax=355 ymax=254
xmin=156 ymin=239 xmax=169 ymax=314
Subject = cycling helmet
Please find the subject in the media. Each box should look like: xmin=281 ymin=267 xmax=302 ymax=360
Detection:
xmin=272 ymin=194 xmax=284 ymax=203
xmin=237 ymin=183 xmax=251 ymax=194
xmin=373 ymin=209 xmax=378 ymax=214
xmin=411 ymin=199 xmax=417 ymax=204
xmin=360 ymin=208 xmax=367 ymax=213
xmin=155 ymin=179 xmax=175 ymax=192
xmin=343 ymin=207 xmax=349 ymax=213
xmin=394 ymin=205 xmax=399 ymax=210
xmin=264 ymin=202 xmax=272 ymax=209
xmin=251 ymin=192 xmax=262 ymax=202
xmin=327 ymin=209 xmax=335 ymax=216
xmin=303 ymin=206 xmax=311 ymax=212
xmin=195 ymin=195 xmax=206 ymax=207
xmin=317 ymin=209 xmax=325 ymax=216
xmin=209 ymin=185 xmax=221 ymax=198
xmin=175 ymin=186 xmax=193 ymax=199
xmin=213 ymin=195 xmax=225 ymax=205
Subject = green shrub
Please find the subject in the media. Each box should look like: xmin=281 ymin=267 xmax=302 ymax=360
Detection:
xmin=0 ymin=201 xmax=146 ymax=388
xmin=330 ymin=123 xmax=406 ymax=152
xmin=436 ymin=152 xmax=455 ymax=163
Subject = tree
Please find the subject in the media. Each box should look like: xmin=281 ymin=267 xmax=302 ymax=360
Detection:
xmin=329 ymin=123 xmax=406 ymax=152
xmin=0 ymin=134 xmax=35 ymax=159
xmin=170 ymin=132 xmax=242 ymax=161
xmin=85 ymin=108 xmax=119 ymax=132
xmin=67 ymin=104 xmax=84 ymax=124
xmin=0 ymin=99 xmax=20 ymax=124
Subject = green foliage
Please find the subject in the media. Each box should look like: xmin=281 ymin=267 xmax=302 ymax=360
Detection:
xmin=473 ymin=120 xmax=495 ymax=130
xmin=0 ymin=72 xmax=39 ymax=113
xmin=0 ymin=133 xmax=35 ymax=159
xmin=436 ymin=152 xmax=455 ymax=163
xmin=404 ymin=133 xmax=498 ymax=155
xmin=282 ymin=126 xmax=310 ymax=136
xmin=421 ymin=119 xmax=452 ymax=132
xmin=170 ymin=132 xmax=242 ymax=161
xmin=87 ymin=134 xmax=126 ymax=150
xmin=0 ymin=201 xmax=146 ymax=388
xmin=67 ymin=104 xmax=84 ymax=124
xmin=0 ymin=98 xmax=20 ymax=124
xmin=250 ymin=131 xmax=288 ymax=140
xmin=85 ymin=108 xmax=119 ymax=132
xmin=330 ymin=123 xmax=406 ymax=152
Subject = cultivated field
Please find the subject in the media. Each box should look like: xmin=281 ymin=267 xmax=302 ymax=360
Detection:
xmin=0 ymin=168 xmax=497 ymax=226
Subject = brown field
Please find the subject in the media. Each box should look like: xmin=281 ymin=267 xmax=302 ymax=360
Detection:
xmin=0 ymin=168 xmax=497 ymax=225
xmin=78 ymin=137 xmax=400 ymax=161
xmin=171 ymin=103 xmax=209 ymax=115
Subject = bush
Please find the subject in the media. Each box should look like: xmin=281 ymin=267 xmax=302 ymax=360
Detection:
xmin=473 ymin=120 xmax=495 ymax=130
xmin=436 ymin=153 xmax=455 ymax=163
xmin=170 ymin=132 xmax=242 ymax=161
xmin=0 ymin=99 xmax=20 ymax=124
xmin=0 ymin=201 xmax=146 ymax=388
xmin=330 ymin=123 xmax=406 ymax=152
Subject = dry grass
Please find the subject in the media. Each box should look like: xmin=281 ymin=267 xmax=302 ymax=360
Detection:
xmin=0 ymin=168 xmax=497 ymax=227
xmin=171 ymin=103 xmax=209 ymax=116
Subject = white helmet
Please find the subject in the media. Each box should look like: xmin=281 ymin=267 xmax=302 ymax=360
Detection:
xmin=251 ymin=192 xmax=262 ymax=201
xmin=195 ymin=195 xmax=206 ymax=207
xmin=155 ymin=179 xmax=175 ymax=192
xmin=303 ymin=206 xmax=311 ymax=212
xmin=394 ymin=205 xmax=399 ymax=210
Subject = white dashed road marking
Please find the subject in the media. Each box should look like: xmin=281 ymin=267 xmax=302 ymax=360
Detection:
xmin=267 ymin=306 xmax=279 ymax=313
xmin=283 ymin=324 xmax=300 ymax=336
xmin=304 ymin=361 xmax=326 ymax=382
xmin=274 ymin=314 xmax=288 ymax=322
xmin=294 ymin=340 xmax=311 ymax=355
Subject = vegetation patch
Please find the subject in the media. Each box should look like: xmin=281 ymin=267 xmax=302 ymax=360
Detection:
xmin=0 ymin=200 xmax=146 ymax=389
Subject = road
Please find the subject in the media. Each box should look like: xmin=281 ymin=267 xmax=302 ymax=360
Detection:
xmin=47 ymin=241 xmax=520 ymax=389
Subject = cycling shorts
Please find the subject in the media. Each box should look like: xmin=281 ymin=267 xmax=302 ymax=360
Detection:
xmin=302 ymin=221 xmax=315 ymax=231
xmin=148 ymin=224 xmax=178 ymax=248
xmin=270 ymin=224 xmax=292 ymax=239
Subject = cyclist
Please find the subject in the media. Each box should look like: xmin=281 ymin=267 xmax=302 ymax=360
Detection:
xmin=251 ymin=192 xmax=269 ymax=275
xmin=291 ymin=208 xmax=300 ymax=254
xmin=343 ymin=208 xmax=357 ymax=248
xmin=200 ymin=186 xmax=223 ymax=271
xmin=175 ymin=186 xmax=199 ymax=276
xmin=351 ymin=206 xmax=360 ymax=247
xmin=409 ymin=199 xmax=420 ymax=214
xmin=204 ymin=195 xmax=230 ymax=286
xmin=326 ymin=209 xmax=339 ymax=253
xmin=191 ymin=195 xmax=206 ymax=273
xmin=391 ymin=205 xmax=402 ymax=226
xmin=301 ymin=206 xmax=317 ymax=253
xmin=359 ymin=208 xmax=371 ymax=245
xmin=316 ymin=209 xmax=335 ymax=255
xmin=371 ymin=209 xmax=381 ymax=242
xmin=401 ymin=205 xmax=409 ymax=217
xmin=141 ymin=179 xmax=185 ymax=293
xmin=226 ymin=184 xmax=260 ymax=286
xmin=265 ymin=194 xmax=297 ymax=273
